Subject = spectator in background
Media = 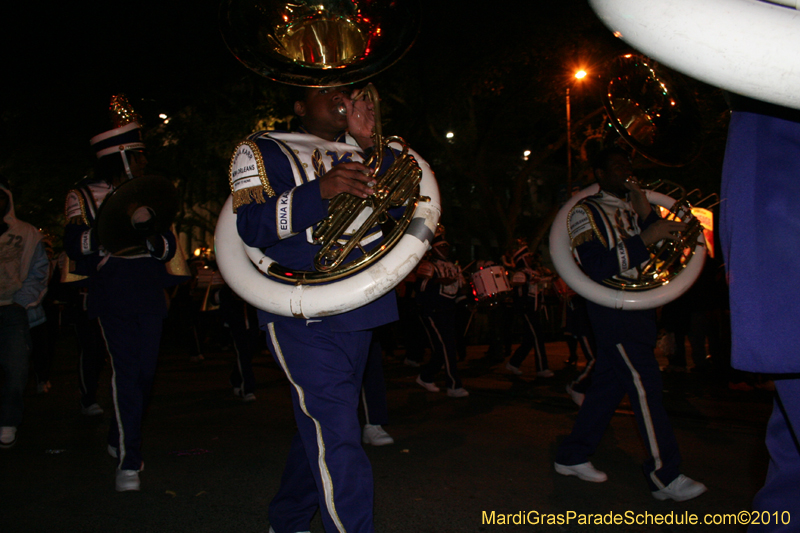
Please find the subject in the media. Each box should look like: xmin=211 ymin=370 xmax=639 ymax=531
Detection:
xmin=0 ymin=176 xmax=49 ymax=448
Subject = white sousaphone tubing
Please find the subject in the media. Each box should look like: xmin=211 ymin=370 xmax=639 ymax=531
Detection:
xmin=588 ymin=0 xmax=800 ymax=110
xmin=549 ymin=184 xmax=705 ymax=310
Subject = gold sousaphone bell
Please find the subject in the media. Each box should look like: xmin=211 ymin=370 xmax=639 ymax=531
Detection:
xmin=219 ymin=0 xmax=421 ymax=87
xmin=602 ymin=53 xmax=703 ymax=167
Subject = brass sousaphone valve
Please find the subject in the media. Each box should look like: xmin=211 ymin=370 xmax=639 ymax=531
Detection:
xmin=268 ymin=83 xmax=426 ymax=283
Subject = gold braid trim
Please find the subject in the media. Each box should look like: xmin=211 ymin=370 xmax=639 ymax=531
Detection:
xmin=66 ymin=189 xmax=90 ymax=227
xmin=571 ymin=231 xmax=596 ymax=247
xmin=228 ymin=140 xmax=276 ymax=213
xmin=568 ymin=203 xmax=608 ymax=249
xmin=232 ymin=187 xmax=267 ymax=212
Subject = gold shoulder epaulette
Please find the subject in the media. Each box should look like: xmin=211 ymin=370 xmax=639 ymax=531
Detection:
xmin=567 ymin=204 xmax=607 ymax=249
xmin=228 ymin=140 xmax=276 ymax=213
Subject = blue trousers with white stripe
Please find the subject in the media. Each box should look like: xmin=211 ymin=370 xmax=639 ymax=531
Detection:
xmin=556 ymin=337 xmax=681 ymax=491
xmin=418 ymin=310 xmax=463 ymax=390
xmin=266 ymin=320 xmax=374 ymax=533
xmin=508 ymin=309 xmax=549 ymax=371
xmin=99 ymin=314 xmax=163 ymax=472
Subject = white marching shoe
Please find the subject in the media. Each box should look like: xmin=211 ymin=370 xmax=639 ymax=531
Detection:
xmin=362 ymin=424 xmax=395 ymax=446
xmin=415 ymin=376 xmax=440 ymax=392
xmin=115 ymin=469 xmax=140 ymax=492
xmin=652 ymin=474 xmax=708 ymax=502
xmin=554 ymin=461 xmax=608 ymax=483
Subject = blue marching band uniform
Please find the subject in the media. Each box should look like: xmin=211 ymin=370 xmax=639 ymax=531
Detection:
xmin=413 ymin=237 xmax=467 ymax=395
xmin=721 ymin=96 xmax=800 ymax=530
xmin=231 ymin=128 xmax=398 ymax=533
xmin=63 ymin=181 xmax=112 ymax=416
xmin=63 ymin=111 xmax=182 ymax=489
xmin=554 ymin=190 xmax=685 ymax=492
xmin=507 ymin=246 xmax=553 ymax=376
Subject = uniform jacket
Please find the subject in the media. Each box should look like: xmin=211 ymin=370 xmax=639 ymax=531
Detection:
xmin=567 ymin=190 xmax=659 ymax=347
xmin=63 ymin=178 xmax=177 ymax=319
xmin=233 ymin=130 xmax=399 ymax=331
xmin=721 ymin=97 xmax=800 ymax=373
xmin=415 ymin=257 xmax=461 ymax=313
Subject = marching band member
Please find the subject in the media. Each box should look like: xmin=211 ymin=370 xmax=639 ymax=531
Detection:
xmin=554 ymin=276 xmax=596 ymax=406
xmin=398 ymin=269 xmax=428 ymax=367
xmin=553 ymin=147 xmax=707 ymax=502
xmin=721 ymin=94 xmax=800 ymax=528
xmin=63 ymin=96 xmax=181 ymax=491
xmin=480 ymin=257 xmax=513 ymax=362
xmin=506 ymin=243 xmax=554 ymax=377
xmin=413 ymin=228 xmax=469 ymax=397
xmin=231 ymin=85 xmax=399 ymax=533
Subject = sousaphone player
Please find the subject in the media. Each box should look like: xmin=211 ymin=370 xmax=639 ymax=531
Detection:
xmin=553 ymin=146 xmax=707 ymax=502
xmin=232 ymin=83 xmax=403 ymax=533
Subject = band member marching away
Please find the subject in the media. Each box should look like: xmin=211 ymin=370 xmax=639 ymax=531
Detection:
xmin=414 ymin=227 xmax=469 ymax=397
xmin=506 ymin=243 xmax=554 ymax=378
xmin=231 ymin=85 xmax=401 ymax=533
xmin=63 ymin=95 xmax=182 ymax=491
xmin=553 ymin=147 xmax=706 ymax=502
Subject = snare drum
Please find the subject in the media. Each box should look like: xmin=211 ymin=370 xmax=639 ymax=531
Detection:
xmin=471 ymin=266 xmax=511 ymax=305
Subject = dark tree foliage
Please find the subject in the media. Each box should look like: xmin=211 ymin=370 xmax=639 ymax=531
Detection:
xmin=3 ymin=0 xmax=730 ymax=262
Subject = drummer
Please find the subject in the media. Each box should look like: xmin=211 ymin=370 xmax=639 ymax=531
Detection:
xmin=506 ymin=243 xmax=554 ymax=377
xmin=473 ymin=258 xmax=514 ymax=362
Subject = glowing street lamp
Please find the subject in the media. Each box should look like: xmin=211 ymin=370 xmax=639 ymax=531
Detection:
xmin=566 ymin=69 xmax=588 ymax=194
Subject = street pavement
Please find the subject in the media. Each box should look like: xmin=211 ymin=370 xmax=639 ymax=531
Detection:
xmin=1 ymin=331 xmax=774 ymax=532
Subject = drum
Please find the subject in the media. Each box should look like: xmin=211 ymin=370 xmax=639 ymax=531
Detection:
xmin=471 ymin=266 xmax=511 ymax=306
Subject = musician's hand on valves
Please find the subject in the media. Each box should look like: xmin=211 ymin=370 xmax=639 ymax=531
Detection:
xmin=640 ymin=219 xmax=688 ymax=246
xmin=318 ymin=161 xmax=376 ymax=200
xmin=624 ymin=176 xmax=653 ymax=220
xmin=344 ymin=88 xmax=376 ymax=151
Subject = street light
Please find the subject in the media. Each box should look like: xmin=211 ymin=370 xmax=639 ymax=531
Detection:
xmin=566 ymin=69 xmax=588 ymax=194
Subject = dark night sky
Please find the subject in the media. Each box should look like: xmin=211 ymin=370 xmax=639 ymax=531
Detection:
xmin=6 ymin=0 xmax=600 ymax=134
xmin=3 ymin=0 xmax=611 ymax=207
xmin=7 ymin=1 xmax=233 ymax=140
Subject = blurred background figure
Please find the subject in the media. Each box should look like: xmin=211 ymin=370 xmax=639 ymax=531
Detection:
xmin=361 ymin=338 xmax=394 ymax=446
xmin=507 ymin=243 xmax=554 ymax=378
xmin=0 ymin=175 xmax=48 ymax=449
xmin=28 ymin=235 xmax=58 ymax=394
xmin=220 ymin=284 xmax=261 ymax=402
xmin=414 ymin=227 xmax=469 ymax=397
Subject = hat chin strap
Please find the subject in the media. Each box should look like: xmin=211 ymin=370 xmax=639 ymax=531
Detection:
xmin=120 ymin=151 xmax=135 ymax=181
